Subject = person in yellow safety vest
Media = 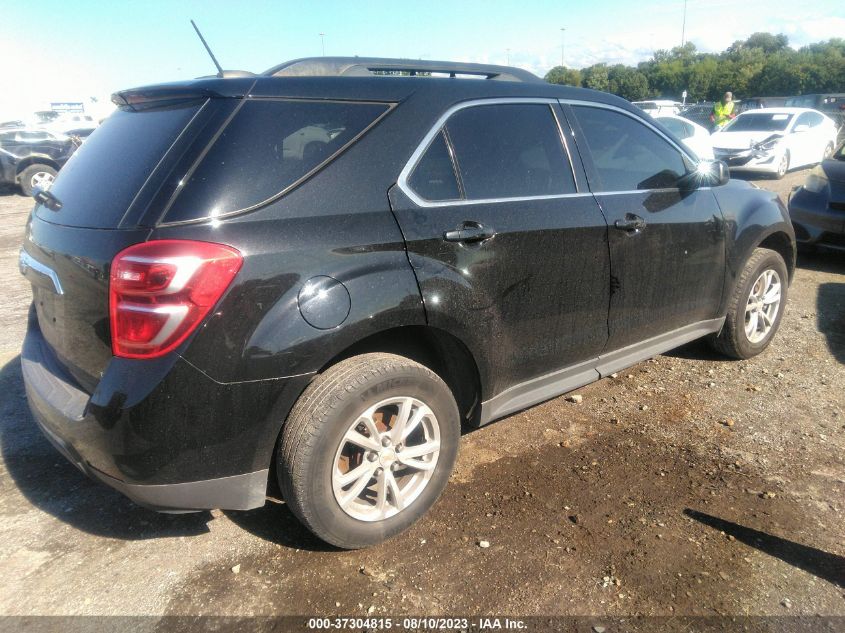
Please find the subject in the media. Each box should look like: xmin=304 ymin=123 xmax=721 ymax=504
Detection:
xmin=710 ymin=92 xmax=737 ymax=130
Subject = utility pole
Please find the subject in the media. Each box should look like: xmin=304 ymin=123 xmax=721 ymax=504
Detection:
xmin=560 ymin=27 xmax=566 ymax=67
xmin=681 ymin=0 xmax=687 ymax=47
xmin=319 ymin=32 xmax=326 ymax=56
xmin=506 ymin=48 xmax=511 ymax=65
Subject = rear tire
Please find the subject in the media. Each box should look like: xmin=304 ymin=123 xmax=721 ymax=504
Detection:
xmin=19 ymin=164 xmax=57 ymax=197
xmin=708 ymin=247 xmax=788 ymax=359
xmin=277 ymin=353 xmax=460 ymax=549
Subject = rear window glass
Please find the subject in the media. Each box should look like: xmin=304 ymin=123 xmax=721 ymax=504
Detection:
xmin=37 ymin=102 xmax=202 ymax=228
xmin=164 ymin=99 xmax=390 ymax=223
xmin=444 ymin=103 xmax=575 ymax=200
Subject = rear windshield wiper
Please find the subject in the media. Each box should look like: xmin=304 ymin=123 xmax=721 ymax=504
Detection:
xmin=33 ymin=188 xmax=63 ymax=211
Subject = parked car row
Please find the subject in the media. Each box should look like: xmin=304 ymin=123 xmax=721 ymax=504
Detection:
xmin=0 ymin=111 xmax=98 ymax=195
xmin=711 ymin=108 xmax=838 ymax=178
xmin=648 ymin=106 xmax=839 ymax=179
xmin=0 ymin=128 xmax=82 ymax=196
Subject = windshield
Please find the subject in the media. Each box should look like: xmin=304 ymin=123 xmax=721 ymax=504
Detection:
xmin=724 ymin=113 xmax=793 ymax=132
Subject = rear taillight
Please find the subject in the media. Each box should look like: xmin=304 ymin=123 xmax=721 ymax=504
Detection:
xmin=109 ymin=240 xmax=243 ymax=359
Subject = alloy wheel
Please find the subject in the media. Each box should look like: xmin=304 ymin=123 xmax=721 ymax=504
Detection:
xmin=332 ymin=396 xmax=441 ymax=521
xmin=744 ymin=269 xmax=781 ymax=344
xmin=30 ymin=171 xmax=55 ymax=191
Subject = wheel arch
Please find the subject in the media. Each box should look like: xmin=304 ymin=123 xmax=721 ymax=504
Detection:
xmin=264 ymin=324 xmax=483 ymax=501
xmin=315 ymin=324 xmax=482 ymax=426
xmin=15 ymin=157 xmax=60 ymax=182
xmin=757 ymin=230 xmax=796 ymax=282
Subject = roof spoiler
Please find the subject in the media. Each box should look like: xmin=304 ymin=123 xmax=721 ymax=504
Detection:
xmin=263 ymin=57 xmax=543 ymax=83
xmin=112 ymin=79 xmax=256 ymax=109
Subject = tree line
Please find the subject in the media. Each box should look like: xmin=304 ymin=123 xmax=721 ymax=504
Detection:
xmin=544 ymin=33 xmax=845 ymax=102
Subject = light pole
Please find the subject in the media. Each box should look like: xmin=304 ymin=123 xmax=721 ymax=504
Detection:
xmin=506 ymin=48 xmax=511 ymax=65
xmin=560 ymin=28 xmax=566 ymax=67
xmin=319 ymin=32 xmax=326 ymax=56
xmin=681 ymin=0 xmax=687 ymax=47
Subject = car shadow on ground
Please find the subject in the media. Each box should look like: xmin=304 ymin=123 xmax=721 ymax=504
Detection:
xmin=662 ymin=337 xmax=726 ymax=362
xmin=0 ymin=354 xmax=213 ymax=540
xmin=223 ymin=504 xmax=339 ymax=552
xmin=797 ymin=249 xmax=845 ymax=275
xmin=684 ymin=509 xmax=845 ymax=588
xmin=797 ymin=250 xmax=845 ymax=364
xmin=817 ymin=282 xmax=845 ymax=364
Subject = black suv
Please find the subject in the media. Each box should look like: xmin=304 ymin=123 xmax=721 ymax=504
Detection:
xmin=20 ymin=58 xmax=795 ymax=548
xmin=1 ymin=128 xmax=80 ymax=196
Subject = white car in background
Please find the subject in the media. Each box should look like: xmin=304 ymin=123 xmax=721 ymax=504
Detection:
xmin=653 ymin=114 xmax=714 ymax=160
xmin=711 ymin=108 xmax=838 ymax=179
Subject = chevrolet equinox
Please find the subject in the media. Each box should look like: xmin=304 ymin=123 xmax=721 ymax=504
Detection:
xmin=20 ymin=58 xmax=796 ymax=548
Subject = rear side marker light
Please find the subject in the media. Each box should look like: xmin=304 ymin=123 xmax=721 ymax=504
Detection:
xmin=109 ymin=240 xmax=243 ymax=359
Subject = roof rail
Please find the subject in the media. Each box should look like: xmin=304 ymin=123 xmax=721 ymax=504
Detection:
xmin=262 ymin=57 xmax=542 ymax=83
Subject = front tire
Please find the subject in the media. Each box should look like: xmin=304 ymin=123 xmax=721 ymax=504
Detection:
xmin=774 ymin=152 xmax=789 ymax=180
xmin=708 ymin=247 xmax=788 ymax=359
xmin=277 ymin=353 xmax=460 ymax=549
xmin=822 ymin=143 xmax=834 ymax=161
xmin=19 ymin=164 xmax=57 ymax=197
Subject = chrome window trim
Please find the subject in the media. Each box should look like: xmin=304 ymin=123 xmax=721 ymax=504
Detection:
xmin=397 ymin=97 xmax=583 ymax=208
xmin=593 ymin=187 xmax=710 ymax=196
xmin=561 ymin=98 xmax=701 ymax=167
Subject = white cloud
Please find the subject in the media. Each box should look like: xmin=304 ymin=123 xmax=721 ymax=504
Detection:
xmin=784 ymin=17 xmax=845 ymax=46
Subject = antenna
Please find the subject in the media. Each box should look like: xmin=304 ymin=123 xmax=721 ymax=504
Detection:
xmin=190 ymin=19 xmax=224 ymax=77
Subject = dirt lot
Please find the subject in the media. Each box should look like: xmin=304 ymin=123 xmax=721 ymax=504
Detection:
xmin=0 ymin=170 xmax=842 ymax=627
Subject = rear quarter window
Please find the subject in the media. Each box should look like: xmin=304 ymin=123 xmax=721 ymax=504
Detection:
xmin=163 ymin=99 xmax=392 ymax=223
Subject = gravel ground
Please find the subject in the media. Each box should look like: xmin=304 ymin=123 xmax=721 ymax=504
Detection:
xmin=0 ymin=170 xmax=842 ymax=625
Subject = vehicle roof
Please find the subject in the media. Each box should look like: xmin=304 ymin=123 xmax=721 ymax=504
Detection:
xmin=113 ymin=56 xmax=645 ymax=116
xmin=114 ymin=73 xmax=640 ymax=114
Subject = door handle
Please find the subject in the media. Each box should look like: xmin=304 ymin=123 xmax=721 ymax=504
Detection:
xmin=614 ymin=214 xmax=647 ymax=233
xmin=443 ymin=222 xmax=496 ymax=243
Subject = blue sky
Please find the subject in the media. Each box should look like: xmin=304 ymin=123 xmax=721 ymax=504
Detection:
xmin=1 ymin=0 xmax=843 ymax=118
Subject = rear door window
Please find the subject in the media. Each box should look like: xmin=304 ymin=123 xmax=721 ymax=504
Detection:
xmin=164 ymin=99 xmax=391 ymax=223
xmin=573 ymin=106 xmax=692 ymax=191
xmin=444 ymin=103 xmax=575 ymax=200
xmin=36 ymin=101 xmax=203 ymax=228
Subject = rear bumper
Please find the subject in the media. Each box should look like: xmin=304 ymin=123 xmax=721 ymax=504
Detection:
xmin=21 ymin=311 xmax=310 ymax=512
xmin=32 ymin=413 xmax=267 ymax=512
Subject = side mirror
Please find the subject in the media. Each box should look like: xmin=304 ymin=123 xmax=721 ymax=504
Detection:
xmin=793 ymin=124 xmax=809 ymax=133
xmin=679 ymin=159 xmax=730 ymax=190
